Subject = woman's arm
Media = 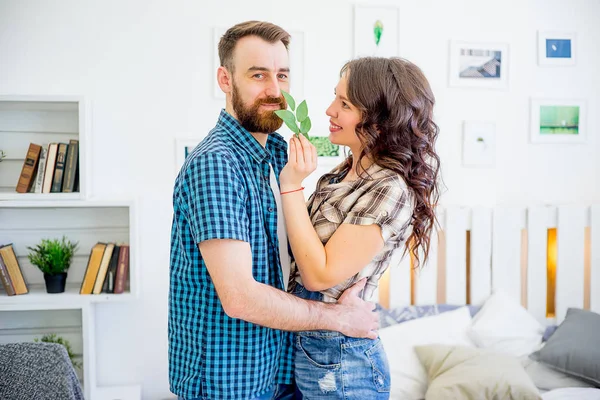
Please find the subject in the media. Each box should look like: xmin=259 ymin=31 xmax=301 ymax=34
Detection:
xmin=279 ymin=136 xmax=385 ymax=291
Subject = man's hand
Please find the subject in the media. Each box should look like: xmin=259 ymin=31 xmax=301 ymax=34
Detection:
xmin=335 ymin=278 xmax=379 ymax=339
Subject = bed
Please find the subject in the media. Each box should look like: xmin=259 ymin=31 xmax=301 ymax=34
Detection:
xmin=375 ymin=205 xmax=600 ymax=399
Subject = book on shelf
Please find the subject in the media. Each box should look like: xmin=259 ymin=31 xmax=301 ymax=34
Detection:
xmin=0 ymin=253 xmax=16 ymax=296
xmin=113 ymin=245 xmax=130 ymax=294
xmin=80 ymin=242 xmax=129 ymax=295
xmin=50 ymin=142 xmax=69 ymax=193
xmin=92 ymin=243 xmax=114 ymax=295
xmin=62 ymin=139 xmax=79 ymax=193
xmin=42 ymin=143 xmax=58 ymax=194
xmin=16 ymin=143 xmax=42 ymax=193
xmin=0 ymin=244 xmax=29 ymax=295
xmin=102 ymin=244 xmax=120 ymax=293
xmin=80 ymin=243 xmax=107 ymax=295
xmin=32 ymin=145 xmax=48 ymax=194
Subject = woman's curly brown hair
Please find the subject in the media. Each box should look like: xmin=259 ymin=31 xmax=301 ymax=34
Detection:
xmin=338 ymin=57 xmax=441 ymax=269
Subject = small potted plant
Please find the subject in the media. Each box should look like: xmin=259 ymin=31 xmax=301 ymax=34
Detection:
xmin=0 ymin=150 xmax=6 ymax=162
xmin=27 ymin=236 xmax=78 ymax=293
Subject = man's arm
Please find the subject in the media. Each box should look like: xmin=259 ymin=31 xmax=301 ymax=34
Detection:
xmin=199 ymin=239 xmax=378 ymax=339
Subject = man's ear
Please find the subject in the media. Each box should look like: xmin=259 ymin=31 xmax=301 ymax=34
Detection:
xmin=217 ymin=66 xmax=233 ymax=94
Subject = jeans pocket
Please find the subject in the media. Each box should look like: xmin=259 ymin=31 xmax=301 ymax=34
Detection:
xmin=365 ymin=339 xmax=391 ymax=393
xmin=296 ymin=335 xmax=341 ymax=369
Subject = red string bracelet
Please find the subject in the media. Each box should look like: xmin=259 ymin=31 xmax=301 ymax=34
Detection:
xmin=281 ymin=187 xmax=304 ymax=195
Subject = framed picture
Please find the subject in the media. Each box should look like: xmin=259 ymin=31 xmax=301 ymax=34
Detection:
xmin=530 ymin=99 xmax=586 ymax=144
xmin=462 ymin=122 xmax=495 ymax=168
xmin=175 ymin=138 xmax=201 ymax=172
xmin=538 ymin=31 xmax=576 ymax=66
xmin=212 ymin=28 xmax=305 ymax=99
xmin=308 ymin=136 xmax=343 ymax=167
xmin=449 ymin=41 xmax=509 ymax=89
xmin=353 ymin=5 xmax=399 ymax=57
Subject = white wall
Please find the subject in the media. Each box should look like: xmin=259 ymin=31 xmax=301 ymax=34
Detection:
xmin=1 ymin=0 xmax=598 ymax=398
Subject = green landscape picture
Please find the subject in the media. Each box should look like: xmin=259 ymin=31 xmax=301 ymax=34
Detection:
xmin=539 ymin=105 xmax=580 ymax=135
xmin=308 ymin=136 xmax=340 ymax=157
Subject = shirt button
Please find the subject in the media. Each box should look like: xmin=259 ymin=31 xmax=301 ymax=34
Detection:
xmin=264 ymin=175 xmax=269 ymax=181
xmin=268 ymin=207 xmax=274 ymax=212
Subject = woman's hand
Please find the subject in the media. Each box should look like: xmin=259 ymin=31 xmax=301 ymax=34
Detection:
xmin=280 ymin=135 xmax=317 ymax=192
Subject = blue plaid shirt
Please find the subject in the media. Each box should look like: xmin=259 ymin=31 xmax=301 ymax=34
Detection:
xmin=169 ymin=110 xmax=294 ymax=399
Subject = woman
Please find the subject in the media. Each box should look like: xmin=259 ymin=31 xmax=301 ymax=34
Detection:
xmin=279 ymin=57 xmax=441 ymax=398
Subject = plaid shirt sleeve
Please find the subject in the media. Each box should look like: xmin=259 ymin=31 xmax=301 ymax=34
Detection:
xmin=344 ymin=177 xmax=413 ymax=242
xmin=178 ymin=152 xmax=250 ymax=244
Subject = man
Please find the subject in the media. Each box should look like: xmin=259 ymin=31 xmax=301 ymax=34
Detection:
xmin=169 ymin=21 xmax=378 ymax=400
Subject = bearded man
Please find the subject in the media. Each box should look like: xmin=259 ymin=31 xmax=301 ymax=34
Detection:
xmin=168 ymin=21 xmax=378 ymax=400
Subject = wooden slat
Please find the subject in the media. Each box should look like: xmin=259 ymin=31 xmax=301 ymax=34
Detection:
xmin=444 ymin=207 xmax=468 ymax=304
xmin=492 ymin=207 xmax=524 ymax=303
xmin=414 ymin=226 xmax=439 ymax=305
xmin=527 ymin=207 xmax=553 ymax=323
xmin=470 ymin=207 xmax=492 ymax=305
xmin=592 ymin=205 xmax=600 ymax=313
xmin=555 ymin=206 xmax=586 ymax=323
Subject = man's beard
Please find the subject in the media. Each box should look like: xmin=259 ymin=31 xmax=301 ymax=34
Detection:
xmin=232 ymin=83 xmax=286 ymax=134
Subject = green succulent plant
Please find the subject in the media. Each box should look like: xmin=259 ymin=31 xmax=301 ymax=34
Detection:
xmin=27 ymin=236 xmax=78 ymax=275
xmin=275 ymin=90 xmax=311 ymax=139
xmin=0 ymin=150 xmax=6 ymax=162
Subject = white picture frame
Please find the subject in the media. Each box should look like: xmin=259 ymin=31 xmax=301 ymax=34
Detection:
xmin=449 ymin=41 xmax=509 ymax=89
xmin=530 ymin=98 xmax=586 ymax=144
xmin=353 ymin=5 xmax=399 ymax=58
xmin=175 ymin=138 xmax=201 ymax=172
xmin=462 ymin=121 xmax=496 ymax=168
xmin=537 ymin=31 xmax=576 ymax=66
xmin=212 ymin=28 xmax=305 ymax=100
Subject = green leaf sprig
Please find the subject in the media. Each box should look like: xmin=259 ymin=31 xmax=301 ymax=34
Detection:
xmin=275 ymin=90 xmax=311 ymax=139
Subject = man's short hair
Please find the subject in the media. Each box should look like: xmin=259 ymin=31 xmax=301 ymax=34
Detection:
xmin=218 ymin=21 xmax=290 ymax=73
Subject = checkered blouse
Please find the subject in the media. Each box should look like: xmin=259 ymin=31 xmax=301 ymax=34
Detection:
xmin=291 ymin=163 xmax=415 ymax=302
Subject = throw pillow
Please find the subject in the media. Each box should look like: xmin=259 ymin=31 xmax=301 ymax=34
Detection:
xmin=415 ymin=344 xmax=542 ymax=400
xmin=530 ymin=307 xmax=600 ymax=386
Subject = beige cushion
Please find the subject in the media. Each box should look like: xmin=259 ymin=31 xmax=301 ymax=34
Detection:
xmin=415 ymin=344 xmax=542 ymax=400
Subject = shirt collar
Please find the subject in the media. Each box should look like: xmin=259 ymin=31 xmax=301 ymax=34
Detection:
xmin=216 ymin=109 xmax=287 ymax=163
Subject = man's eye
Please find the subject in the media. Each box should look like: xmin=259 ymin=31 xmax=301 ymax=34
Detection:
xmin=278 ymin=74 xmax=288 ymax=80
xmin=253 ymin=74 xmax=264 ymax=79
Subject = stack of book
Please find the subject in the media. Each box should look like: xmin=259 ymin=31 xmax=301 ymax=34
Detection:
xmin=16 ymin=140 xmax=80 ymax=194
xmin=0 ymin=244 xmax=29 ymax=296
xmin=80 ymin=243 xmax=130 ymax=295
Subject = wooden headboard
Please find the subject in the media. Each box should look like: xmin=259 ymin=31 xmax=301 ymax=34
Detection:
xmin=376 ymin=205 xmax=600 ymax=325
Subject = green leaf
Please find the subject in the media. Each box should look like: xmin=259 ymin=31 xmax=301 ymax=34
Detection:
xmin=296 ymin=100 xmax=308 ymax=122
xmin=274 ymin=110 xmax=296 ymax=125
xmin=300 ymin=116 xmax=312 ymax=136
xmin=281 ymin=90 xmax=296 ymax=111
xmin=283 ymin=119 xmax=300 ymax=133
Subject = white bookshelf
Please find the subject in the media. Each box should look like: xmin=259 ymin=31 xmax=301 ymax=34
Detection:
xmin=0 ymin=97 xmax=140 ymax=400
xmin=0 ymin=95 xmax=88 ymax=200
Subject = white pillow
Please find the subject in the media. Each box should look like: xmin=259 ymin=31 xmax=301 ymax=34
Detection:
xmin=468 ymin=289 xmax=545 ymax=357
xmin=380 ymin=306 xmax=475 ymax=400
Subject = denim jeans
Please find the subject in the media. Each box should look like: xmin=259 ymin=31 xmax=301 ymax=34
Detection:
xmin=291 ymin=283 xmax=391 ymax=399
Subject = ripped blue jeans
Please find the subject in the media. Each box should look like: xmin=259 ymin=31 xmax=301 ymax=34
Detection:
xmin=291 ymin=283 xmax=390 ymax=399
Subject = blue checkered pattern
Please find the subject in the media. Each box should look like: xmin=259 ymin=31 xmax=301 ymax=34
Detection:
xmin=169 ymin=110 xmax=294 ymax=399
